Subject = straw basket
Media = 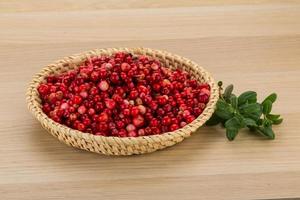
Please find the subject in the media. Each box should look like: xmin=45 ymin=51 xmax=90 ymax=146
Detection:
xmin=26 ymin=48 xmax=219 ymax=155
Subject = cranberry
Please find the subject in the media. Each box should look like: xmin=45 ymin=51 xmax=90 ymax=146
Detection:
xmin=38 ymin=84 xmax=49 ymax=95
xmin=157 ymin=95 xmax=168 ymax=105
xmin=126 ymin=124 xmax=136 ymax=132
xmin=60 ymin=102 xmax=69 ymax=110
xmin=138 ymin=105 xmax=146 ymax=114
xmin=162 ymin=116 xmax=171 ymax=126
xmin=98 ymin=122 xmax=108 ymax=132
xmin=105 ymin=99 xmax=116 ymax=109
xmin=77 ymin=105 xmax=87 ymax=115
xmin=131 ymin=106 xmax=140 ymax=116
xmin=170 ymin=124 xmax=179 ymax=131
xmin=118 ymin=129 xmax=127 ymax=137
xmin=73 ymin=95 xmax=82 ymax=105
xmin=129 ymin=90 xmax=138 ymax=100
xmin=150 ymin=118 xmax=159 ymax=127
xmin=122 ymin=108 xmax=130 ymax=116
xmin=121 ymin=63 xmax=131 ymax=72
xmin=98 ymin=112 xmax=108 ymax=122
xmin=87 ymin=108 xmax=95 ymax=116
xmin=138 ymin=129 xmax=145 ymax=136
xmin=128 ymin=131 xmax=137 ymax=137
xmin=110 ymin=72 xmax=119 ymax=84
xmin=133 ymin=115 xmax=144 ymax=127
xmin=98 ymin=80 xmax=109 ymax=91
xmin=77 ymin=123 xmax=86 ymax=131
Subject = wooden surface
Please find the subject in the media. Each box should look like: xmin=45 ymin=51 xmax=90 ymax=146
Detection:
xmin=1 ymin=1 xmax=300 ymax=199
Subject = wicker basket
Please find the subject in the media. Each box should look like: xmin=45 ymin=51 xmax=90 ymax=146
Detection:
xmin=26 ymin=48 xmax=219 ymax=156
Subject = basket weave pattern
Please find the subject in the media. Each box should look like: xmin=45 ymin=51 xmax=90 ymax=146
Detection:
xmin=26 ymin=48 xmax=219 ymax=155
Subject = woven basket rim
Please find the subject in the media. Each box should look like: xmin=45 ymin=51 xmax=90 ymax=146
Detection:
xmin=26 ymin=47 xmax=219 ymax=146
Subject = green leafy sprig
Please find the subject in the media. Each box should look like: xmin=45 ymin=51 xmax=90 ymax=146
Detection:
xmin=206 ymin=81 xmax=283 ymax=141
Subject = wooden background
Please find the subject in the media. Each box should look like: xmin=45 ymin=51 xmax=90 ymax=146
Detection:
xmin=1 ymin=1 xmax=300 ymax=199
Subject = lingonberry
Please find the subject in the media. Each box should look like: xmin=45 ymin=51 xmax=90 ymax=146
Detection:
xmin=157 ymin=95 xmax=168 ymax=105
xmin=128 ymin=130 xmax=137 ymax=137
xmin=105 ymin=99 xmax=116 ymax=109
xmin=150 ymin=118 xmax=159 ymax=127
xmin=98 ymin=112 xmax=108 ymax=122
xmin=77 ymin=123 xmax=86 ymax=131
xmin=98 ymin=80 xmax=109 ymax=91
xmin=38 ymin=84 xmax=49 ymax=96
xmin=126 ymin=124 xmax=136 ymax=132
xmin=133 ymin=115 xmax=145 ymax=127
xmin=73 ymin=95 xmax=82 ymax=105
xmin=110 ymin=72 xmax=120 ymax=84
xmin=162 ymin=116 xmax=171 ymax=126
xmin=170 ymin=124 xmax=179 ymax=131
xmin=38 ymin=52 xmax=210 ymax=137
xmin=129 ymin=90 xmax=138 ymax=100
xmin=131 ymin=106 xmax=140 ymax=116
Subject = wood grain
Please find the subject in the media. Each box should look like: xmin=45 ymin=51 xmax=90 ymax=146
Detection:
xmin=0 ymin=1 xmax=300 ymax=199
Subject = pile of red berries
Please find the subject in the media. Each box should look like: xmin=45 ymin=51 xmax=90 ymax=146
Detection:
xmin=37 ymin=52 xmax=210 ymax=137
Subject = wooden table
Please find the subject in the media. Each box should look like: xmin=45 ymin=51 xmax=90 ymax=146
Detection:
xmin=1 ymin=1 xmax=300 ymax=199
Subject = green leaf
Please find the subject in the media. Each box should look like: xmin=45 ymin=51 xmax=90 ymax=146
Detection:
xmin=244 ymin=118 xmax=257 ymax=127
xmin=257 ymin=118 xmax=263 ymax=126
xmin=238 ymin=91 xmax=257 ymax=106
xmin=230 ymin=94 xmax=238 ymax=109
xmin=225 ymin=117 xmax=242 ymax=130
xmin=226 ymin=128 xmax=238 ymax=141
xmin=235 ymin=113 xmax=246 ymax=128
xmin=225 ymin=117 xmax=241 ymax=141
xmin=215 ymin=99 xmax=234 ymax=120
xmin=267 ymin=114 xmax=281 ymax=121
xmin=263 ymin=118 xmax=272 ymax=127
xmin=273 ymin=118 xmax=283 ymax=125
xmin=258 ymin=126 xmax=275 ymax=139
xmin=239 ymin=103 xmax=262 ymax=121
xmin=249 ymin=126 xmax=257 ymax=132
xmin=206 ymin=113 xmax=222 ymax=126
xmin=262 ymin=93 xmax=277 ymax=104
xmin=224 ymin=84 xmax=233 ymax=101
xmin=262 ymin=100 xmax=272 ymax=115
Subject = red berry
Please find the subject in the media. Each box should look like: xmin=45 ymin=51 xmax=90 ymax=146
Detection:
xmin=150 ymin=118 xmax=159 ymax=127
xmin=38 ymin=84 xmax=49 ymax=95
xmin=131 ymin=106 xmax=140 ymax=116
xmin=129 ymin=90 xmax=138 ymax=100
xmin=73 ymin=95 xmax=82 ymax=105
xmin=138 ymin=129 xmax=145 ymax=136
xmin=77 ymin=123 xmax=86 ymax=131
xmin=110 ymin=72 xmax=119 ymax=83
xmin=121 ymin=62 xmax=131 ymax=72
xmin=133 ymin=115 xmax=144 ymax=127
xmin=126 ymin=124 xmax=136 ymax=132
xmin=157 ymin=95 xmax=168 ymax=105
xmin=98 ymin=112 xmax=108 ymax=122
xmin=128 ymin=131 xmax=137 ymax=137
xmin=105 ymin=99 xmax=116 ymax=109
xmin=162 ymin=116 xmax=171 ymax=126
xmin=87 ymin=108 xmax=95 ymax=116
xmin=123 ymin=108 xmax=131 ymax=116
xmin=98 ymin=80 xmax=109 ymax=91
xmin=169 ymin=124 xmax=179 ymax=131
xmin=60 ymin=102 xmax=69 ymax=110
xmin=138 ymin=105 xmax=146 ymax=114
xmin=77 ymin=105 xmax=87 ymax=115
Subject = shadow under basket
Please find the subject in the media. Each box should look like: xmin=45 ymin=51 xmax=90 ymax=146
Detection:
xmin=26 ymin=47 xmax=219 ymax=156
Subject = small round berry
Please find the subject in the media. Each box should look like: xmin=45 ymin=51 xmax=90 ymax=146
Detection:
xmin=131 ymin=106 xmax=140 ymax=116
xmin=77 ymin=105 xmax=87 ymax=115
xmin=98 ymin=80 xmax=109 ymax=91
